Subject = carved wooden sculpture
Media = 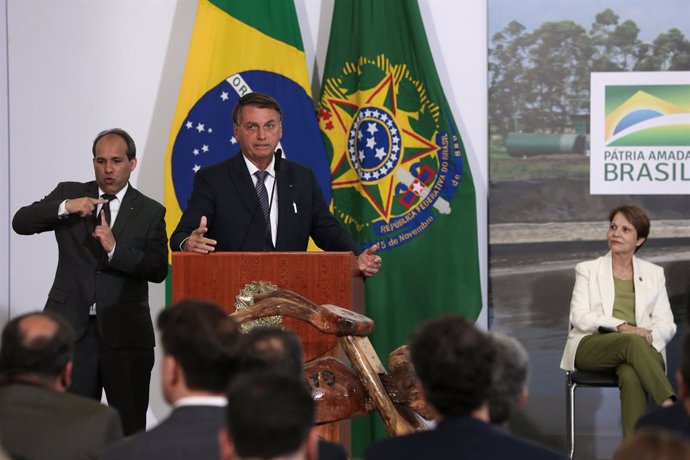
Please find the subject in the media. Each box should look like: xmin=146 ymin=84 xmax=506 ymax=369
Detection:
xmin=231 ymin=288 xmax=430 ymax=436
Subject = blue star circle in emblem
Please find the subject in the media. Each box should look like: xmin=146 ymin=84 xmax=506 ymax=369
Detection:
xmin=347 ymin=106 xmax=401 ymax=183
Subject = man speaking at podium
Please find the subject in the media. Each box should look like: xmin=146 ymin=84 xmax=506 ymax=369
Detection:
xmin=170 ymin=92 xmax=381 ymax=278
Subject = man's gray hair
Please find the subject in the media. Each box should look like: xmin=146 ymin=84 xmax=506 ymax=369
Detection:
xmin=488 ymin=331 xmax=530 ymax=425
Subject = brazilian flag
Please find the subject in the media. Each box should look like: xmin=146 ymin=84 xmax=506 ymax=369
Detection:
xmin=317 ymin=0 xmax=482 ymax=452
xmin=163 ymin=0 xmax=330 ymax=277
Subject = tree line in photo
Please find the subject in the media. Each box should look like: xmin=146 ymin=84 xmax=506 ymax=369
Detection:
xmin=489 ymin=8 xmax=690 ymax=138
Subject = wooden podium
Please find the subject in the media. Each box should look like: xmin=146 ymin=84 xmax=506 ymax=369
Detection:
xmin=171 ymin=252 xmax=364 ymax=447
xmin=171 ymin=252 xmax=364 ymax=360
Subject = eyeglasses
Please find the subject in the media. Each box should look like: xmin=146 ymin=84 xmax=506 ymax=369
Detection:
xmin=240 ymin=121 xmax=280 ymax=134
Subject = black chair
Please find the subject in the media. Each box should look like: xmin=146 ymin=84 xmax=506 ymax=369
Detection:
xmin=565 ymin=369 xmax=619 ymax=459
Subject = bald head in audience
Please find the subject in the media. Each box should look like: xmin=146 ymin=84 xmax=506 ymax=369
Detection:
xmin=0 ymin=311 xmax=75 ymax=390
xmin=0 ymin=312 xmax=122 ymax=460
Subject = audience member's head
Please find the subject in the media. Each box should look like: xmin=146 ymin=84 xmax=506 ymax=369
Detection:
xmin=409 ymin=315 xmax=495 ymax=420
xmin=0 ymin=312 xmax=75 ymax=391
xmin=220 ymin=372 xmax=317 ymax=460
xmin=613 ymin=428 xmax=690 ymax=460
xmin=488 ymin=331 xmax=530 ymax=425
xmin=238 ymin=326 xmax=303 ymax=378
xmin=157 ymin=300 xmax=239 ymax=402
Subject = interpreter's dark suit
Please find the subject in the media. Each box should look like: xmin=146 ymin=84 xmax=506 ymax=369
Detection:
xmin=170 ymin=153 xmax=360 ymax=253
xmin=102 ymin=405 xmax=224 ymax=460
xmin=0 ymin=383 xmax=122 ymax=460
xmin=364 ymin=416 xmax=567 ymax=460
xmin=12 ymin=181 xmax=168 ymax=434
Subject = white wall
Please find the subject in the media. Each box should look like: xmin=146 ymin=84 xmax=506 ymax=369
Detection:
xmin=1 ymin=0 xmax=488 ymax=420
xmin=1 ymin=0 xmax=9 ymax=327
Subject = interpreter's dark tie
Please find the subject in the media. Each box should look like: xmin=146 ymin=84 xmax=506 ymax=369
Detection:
xmin=101 ymin=193 xmax=116 ymax=225
xmin=254 ymin=170 xmax=272 ymax=243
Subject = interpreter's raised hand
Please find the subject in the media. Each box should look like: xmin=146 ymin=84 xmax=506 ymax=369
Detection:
xmin=357 ymin=243 xmax=382 ymax=278
xmin=92 ymin=210 xmax=116 ymax=253
xmin=617 ymin=323 xmax=653 ymax=345
xmin=182 ymin=216 xmax=217 ymax=254
xmin=65 ymin=197 xmax=109 ymax=217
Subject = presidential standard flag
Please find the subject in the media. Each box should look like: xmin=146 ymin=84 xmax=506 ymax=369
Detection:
xmin=164 ymin=0 xmax=331 ymax=273
xmin=317 ymin=0 xmax=482 ymax=443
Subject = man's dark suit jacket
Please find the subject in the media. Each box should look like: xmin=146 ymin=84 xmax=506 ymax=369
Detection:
xmin=0 ymin=383 xmax=122 ymax=460
xmin=170 ymin=153 xmax=360 ymax=254
xmin=12 ymin=181 xmax=168 ymax=348
xmin=319 ymin=438 xmax=348 ymax=460
xmin=364 ymin=416 xmax=567 ymax=460
xmin=636 ymin=402 xmax=690 ymax=437
xmin=102 ymin=405 xmax=224 ymax=460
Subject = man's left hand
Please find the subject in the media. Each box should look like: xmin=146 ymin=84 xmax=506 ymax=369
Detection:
xmin=357 ymin=244 xmax=382 ymax=278
xmin=92 ymin=210 xmax=116 ymax=253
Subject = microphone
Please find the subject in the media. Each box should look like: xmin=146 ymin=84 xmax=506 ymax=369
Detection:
xmin=264 ymin=148 xmax=282 ymax=250
xmin=274 ymin=148 xmax=282 ymax=173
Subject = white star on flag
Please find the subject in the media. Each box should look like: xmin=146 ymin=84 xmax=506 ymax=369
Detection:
xmin=411 ymin=180 xmax=425 ymax=195
xmin=230 ymin=137 xmax=237 ymax=144
xmin=375 ymin=147 xmax=386 ymax=160
xmin=193 ymin=149 xmax=199 ymax=156
xmin=367 ymin=123 xmax=378 ymax=135
xmin=185 ymin=121 xmax=193 ymax=129
xmin=208 ymin=128 xmax=213 ymax=133
xmin=366 ymin=137 xmax=376 ymax=149
xmin=193 ymin=164 xmax=201 ymax=173
xmin=220 ymin=92 xmax=229 ymax=101
xmin=196 ymin=123 xmax=205 ymax=133
xmin=202 ymin=145 xmax=209 ymax=152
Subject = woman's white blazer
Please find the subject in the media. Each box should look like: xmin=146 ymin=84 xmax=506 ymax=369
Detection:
xmin=560 ymin=252 xmax=676 ymax=371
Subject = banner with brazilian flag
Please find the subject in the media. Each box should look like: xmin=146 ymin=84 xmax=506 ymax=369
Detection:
xmin=317 ymin=0 xmax=482 ymax=449
xmin=164 ymin=0 xmax=330 ymax=274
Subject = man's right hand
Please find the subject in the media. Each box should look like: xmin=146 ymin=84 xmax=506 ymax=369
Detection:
xmin=182 ymin=216 xmax=217 ymax=254
xmin=65 ymin=197 xmax=109 ymax=217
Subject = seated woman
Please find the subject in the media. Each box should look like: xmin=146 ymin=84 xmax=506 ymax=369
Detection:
xmin=561 ymin=205 xmax=676 ymax=437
